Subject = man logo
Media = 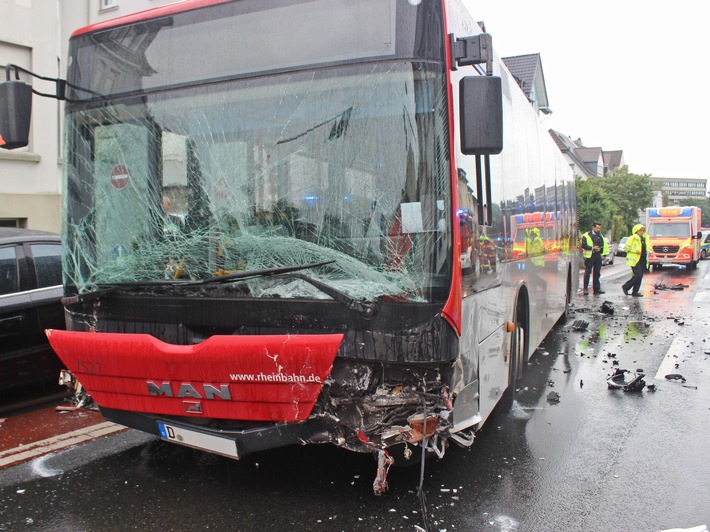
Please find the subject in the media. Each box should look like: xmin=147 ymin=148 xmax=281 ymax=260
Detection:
xmin=184 ymin=401 xmax=202 ymax=414
xmin=146 ymin=381 xmax=231 ymax=400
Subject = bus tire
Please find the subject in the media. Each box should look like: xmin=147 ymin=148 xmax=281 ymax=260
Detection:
xmin=558 ymin=269 xmax=572 ymax=324
xmin=500 ymin=295 xmax=528 ymax=411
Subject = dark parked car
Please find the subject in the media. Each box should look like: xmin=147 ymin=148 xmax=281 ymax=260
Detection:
xmin=601 ymin=244 xmax=614 ymax=266
xmin=616 ymin=236 xmax=629 ymax=257
xmin=0 ymin=228 xmax=65 ymax=396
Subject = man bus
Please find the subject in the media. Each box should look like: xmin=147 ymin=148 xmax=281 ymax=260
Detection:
xmin=0 ymin=0 xmax=577 ymax=493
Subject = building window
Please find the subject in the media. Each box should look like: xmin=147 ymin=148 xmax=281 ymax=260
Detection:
xmin=100 ymin=0 xmax=118 ymax=11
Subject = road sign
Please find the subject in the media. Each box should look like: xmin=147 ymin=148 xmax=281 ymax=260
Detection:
xmin=110 ymin=164 xmax=129 ymax=190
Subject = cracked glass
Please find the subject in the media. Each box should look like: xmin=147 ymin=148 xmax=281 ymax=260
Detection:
xmin=63 ymin=62 xmax=452 ymax=303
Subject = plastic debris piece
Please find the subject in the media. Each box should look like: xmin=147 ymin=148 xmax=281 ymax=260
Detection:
xmin=546 ymin=391 xmax=560 ymax=403
xmin=55 ymin=406 xmax=80 ymax=412
xmin=654 ymin=283 xmax=689 ymax=291
xmin=600 ymin=301 xmax=614 ymax=315
xmin=664 ymin=374 xmax=686 ymax=382
xmin=572 ymin=320 xmax=589 ymax=331
xmin=607 ymin=368 xmax=646 ymax=392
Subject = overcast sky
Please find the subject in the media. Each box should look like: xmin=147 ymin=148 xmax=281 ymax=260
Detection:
xmin=463 ymin=1 xmax=707 ymax=179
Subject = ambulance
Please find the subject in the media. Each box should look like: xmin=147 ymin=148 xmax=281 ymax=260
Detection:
xmin=645 ymin=206 xmax=702 ymax=270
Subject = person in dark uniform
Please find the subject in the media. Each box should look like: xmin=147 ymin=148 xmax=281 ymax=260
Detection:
xmin=580 ymin=222 xmax=609 ymax=295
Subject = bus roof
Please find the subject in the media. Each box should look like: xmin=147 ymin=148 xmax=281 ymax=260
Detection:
xmin=71 ymin=0 xmax=231 ymax=37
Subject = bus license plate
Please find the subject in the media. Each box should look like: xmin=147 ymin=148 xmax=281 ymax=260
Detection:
xmin=157 ymin=421 xmax=238 ymax=459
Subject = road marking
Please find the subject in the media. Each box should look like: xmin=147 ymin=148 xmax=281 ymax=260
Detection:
xmin=0 ymin=421 xmax=125 ymax=469
xmin=654 ymin=337 xmax=688 ymax=380
xmin=694 ymin=291 xmax=709 ymax=302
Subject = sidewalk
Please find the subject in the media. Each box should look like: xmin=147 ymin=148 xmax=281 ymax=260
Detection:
xmin=0 ymin=401 xmax=125 ymax=468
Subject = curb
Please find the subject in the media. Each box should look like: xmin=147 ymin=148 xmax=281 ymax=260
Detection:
xmin=0 ymin=421 xmax=126 ymax=469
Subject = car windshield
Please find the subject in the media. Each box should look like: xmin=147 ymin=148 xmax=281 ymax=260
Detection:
xmin=648 ymin=223 xmax=691 ymax=238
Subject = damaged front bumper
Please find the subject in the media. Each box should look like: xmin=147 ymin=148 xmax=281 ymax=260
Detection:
xmin=47 ymin=329 xmax=464 ymax=493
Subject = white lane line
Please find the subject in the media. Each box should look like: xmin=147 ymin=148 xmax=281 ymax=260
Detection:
xmin=694 ymin=291 xmax=709 ymax=302
xmin=655 ymin=337 xmax=688 ymax=380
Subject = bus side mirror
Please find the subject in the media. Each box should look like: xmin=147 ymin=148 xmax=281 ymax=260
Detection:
xmin=459 ymin=76 xmax=503 ymax=155
xmin=696 ymin=231 xmax=702 ymax=240
xmin=0 ymin=80 xmax=32 ymax=150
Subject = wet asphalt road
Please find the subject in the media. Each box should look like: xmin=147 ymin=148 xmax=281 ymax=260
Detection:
xmin=1 ymin=260 xmax=709 ymax=532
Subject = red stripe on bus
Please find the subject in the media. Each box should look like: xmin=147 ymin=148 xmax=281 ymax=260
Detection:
xmin=71 ymin=0 xmax=231 ymax=37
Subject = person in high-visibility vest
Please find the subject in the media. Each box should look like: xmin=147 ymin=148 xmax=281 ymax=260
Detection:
xmin=580 ymin=221 xmax=609 ymax=295
xmin=621 ymin=224 xmax=651 ymax=297
xmin=525 ymin=227 xmax=545 ymax=266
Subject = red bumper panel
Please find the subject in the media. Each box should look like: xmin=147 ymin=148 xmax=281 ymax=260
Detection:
xmin=46 ymin=330 xmax=343 ymax=422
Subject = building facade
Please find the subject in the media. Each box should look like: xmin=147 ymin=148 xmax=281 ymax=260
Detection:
xmin=0 ymin=0 xmax=63 ymax=231
xmin=648 ymin=177 xmax=708 ymax=205
xmin=1 ymin=0 xmax=179 ymax=231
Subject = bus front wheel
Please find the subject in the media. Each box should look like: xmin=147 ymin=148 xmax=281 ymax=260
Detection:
xmin=501 ymin=299 xmax=528 ymax=411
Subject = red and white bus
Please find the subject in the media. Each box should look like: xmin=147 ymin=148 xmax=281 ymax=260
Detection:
xmin=1 ymin=0 xmax=577 ymax=493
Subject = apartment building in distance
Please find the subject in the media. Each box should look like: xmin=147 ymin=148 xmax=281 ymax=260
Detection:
xmin=648 ymin=177 xmax=708 ymax=205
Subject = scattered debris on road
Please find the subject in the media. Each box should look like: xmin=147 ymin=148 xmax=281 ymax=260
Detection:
xmin=654 ymin=283 xmax=689 ymax=291
xmin=546 ymin=391 xmax=560 ymax=403
xmin=606 ymin=368 xmax=646 ymax=392
xmin=664 ymin=374 xmax=686 ymax=382
xmin=58 ymin=369 xmax=98 ymax=411
xmin=572 ymin=320 xmax=589 ymax=331
xmin=600 ymin=301 xmax=614 ymax=315
xmin=55 ymin=406 xmax=80 ymax=413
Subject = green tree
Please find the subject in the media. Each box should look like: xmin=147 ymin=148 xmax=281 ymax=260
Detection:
xmin=597 ymin=167 xmax=653 ymax=235
xmin=610 ymin=214 xmax=627 ymax=242
xmin=679 ymin=196 xmax=710 ymax=227
xmin=576 ymin=176 xmax=614 ymax=235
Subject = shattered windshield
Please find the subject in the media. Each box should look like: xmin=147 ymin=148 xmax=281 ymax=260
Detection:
xmin=63 ymin=63 xmax=452 ymax=303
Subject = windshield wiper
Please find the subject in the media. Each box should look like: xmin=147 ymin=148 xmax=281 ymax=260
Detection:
xmin=194 ymin=260 xmax=335 ymax=285
xmin=62 ymin=287 xmax=118 ymax=306
xmin=63 ymin=260 xmax=379 ymax=319
xmin=62 ymin=261 xmax=335 ymax=306
xmin=273 ymin=272 xmax=379 ymax=319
